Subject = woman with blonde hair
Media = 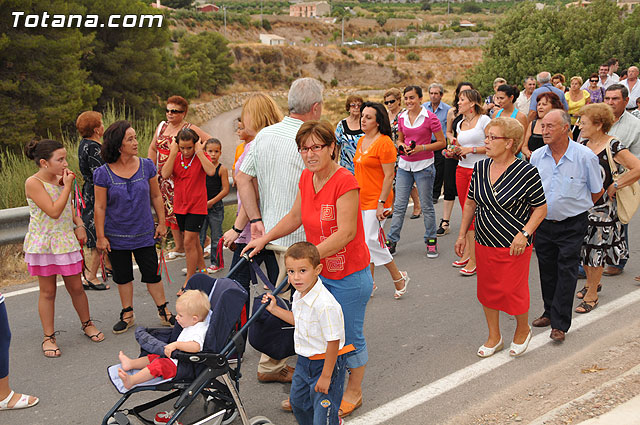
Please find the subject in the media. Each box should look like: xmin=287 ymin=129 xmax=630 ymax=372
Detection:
xmin=575 ymin=103 xmax=640 ymax=313
xmin=566 ymin=76 xmax=591 ymax=139
xmin=335 ymin=94 xmax=365 ymax=173
xmin=455 ymin=117 xmax=546 ymax=357
xmin=223 ymin=93 xmax=284 ymax=308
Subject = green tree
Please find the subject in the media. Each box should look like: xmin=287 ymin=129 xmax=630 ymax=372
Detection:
xmin=80 ymin=0 xmax=173 ymax=115
xmin=470 ymin=0 xmax=633 ymax=94
xmin=460 ymin=2 xmax=482 ymax=14
xmin=178 ymin=32 xmax=233 ymax=95
xmin=0 ymin=0 xmax=101 ymax=146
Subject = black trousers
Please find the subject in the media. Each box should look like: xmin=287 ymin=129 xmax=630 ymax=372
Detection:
xmin=432 ymin=148 xmax=444 ymax=200
xmin=443 ymin=157 xmax=458 ymax=201
xmin=534 ymin=212 xmax=589 ymax=332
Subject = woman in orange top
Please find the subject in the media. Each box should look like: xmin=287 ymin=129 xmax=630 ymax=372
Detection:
xmin=354 ymin=102 xmax=409 ymax=299
xmin=243 ymin=120 xmax=373 ymax=418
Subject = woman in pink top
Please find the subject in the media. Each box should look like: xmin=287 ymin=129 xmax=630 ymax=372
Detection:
xmin=386 ymin=86 xmax=446 ymax=258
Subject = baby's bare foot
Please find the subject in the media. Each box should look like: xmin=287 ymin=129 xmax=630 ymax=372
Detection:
xmin=118 ymin=351 xmax=133 ymax=371
xmin=118 ymin=368 xmax=133 ymax=389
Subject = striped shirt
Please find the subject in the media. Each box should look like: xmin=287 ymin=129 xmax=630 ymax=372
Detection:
xmin=239 ymin=116 xmax=306 ymax=247
xmin=468 ymin=158 xmax=546 ymax=247
xmin=292 ymin=278 xmax=345 ymax=358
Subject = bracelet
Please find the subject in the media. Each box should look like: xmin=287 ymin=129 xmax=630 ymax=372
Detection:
xmin=73 ymin=223 xmax=82 ymax=230
xmin=378 ymin=199 xmax=386 ymax=204
xmin=472 ymin=147 xmax=477 ymax=154
xmin=232 ymin=225 xmax=242 ymax=233
xmin=249 ymin=218 xmax=262 ymax=224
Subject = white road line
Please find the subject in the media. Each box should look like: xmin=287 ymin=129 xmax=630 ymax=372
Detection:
xmin=348 ymin=288 xmax=640 ymax=425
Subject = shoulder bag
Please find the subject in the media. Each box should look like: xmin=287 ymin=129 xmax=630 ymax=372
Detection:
xmin=605 ymin=140 xmax=640 ymax=224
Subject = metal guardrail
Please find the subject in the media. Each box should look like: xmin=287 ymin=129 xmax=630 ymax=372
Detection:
xmin=0 ymin=186 xmax=238 ymax=246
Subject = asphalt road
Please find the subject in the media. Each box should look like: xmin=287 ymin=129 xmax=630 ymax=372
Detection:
xmin=3 ymin=204 xmax=640 ymax=425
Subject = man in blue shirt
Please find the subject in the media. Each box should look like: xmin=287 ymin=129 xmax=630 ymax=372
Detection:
xmin=530 ymin=110 xmax=603 ymax=342
xmin=423 ymin=83 xmax=451 ymax=204
xmin=527 ymin=72 xmax=569 ymax=122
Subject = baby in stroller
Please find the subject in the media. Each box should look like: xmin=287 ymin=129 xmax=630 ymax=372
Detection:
xmin=117 ymin=290 xmax=210 ymax=389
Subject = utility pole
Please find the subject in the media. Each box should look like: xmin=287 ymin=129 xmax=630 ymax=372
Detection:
xmin=341 ymin=17 xmax=344 ymax=46
xmin=394 ymin=32 xmax=397 ymax=61
xmin=447 ymin=0 xmax=450 ymax=15
xmin=260 ymin=0 xmax=263 ymax=27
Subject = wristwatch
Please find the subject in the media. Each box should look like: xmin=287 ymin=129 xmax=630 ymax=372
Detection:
xmin=378 ymin=199 xmax=386 ymax=204
xmin=614 ymin=182 xmax=619 ymax=190
xmin=520 ymin=229 xmax=530 ymax=238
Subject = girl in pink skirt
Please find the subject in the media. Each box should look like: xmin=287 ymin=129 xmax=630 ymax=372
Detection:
xmin=23 ymin=139 xmax=104 ymax=358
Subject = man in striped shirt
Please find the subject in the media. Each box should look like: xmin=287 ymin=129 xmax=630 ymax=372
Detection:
xmin=236 ymin=78 xmax=324 ymax=395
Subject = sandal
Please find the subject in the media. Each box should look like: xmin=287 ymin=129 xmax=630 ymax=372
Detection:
xmin=0 ymin=391 xmax=39 ymax=410
xmin=42 ymin=332 xmax=61 ymax=358
xmin=177 ymin=286 xmax=187 ymax=297
xmin=370 ymin=283 xmax=377 ymax=298
xmin=113 ymin=307 xmax=135 ymax=334
xmin=576 ymin=283 xmax=602 ymax=299
xmin=575 ymin=299 xmax=599 ymax=314
xmin=82 ymin=278 xmax=110 ymax=291
xmin=393 ymin=271 xmax=410 ymax=300
xmin=339 ymin=397 xmax=362 ymax=418
xmin=157 ymin=302 xmax=176 ymax=327
xmin=437 ymin=219 xmax=450 ymax=236
xmin=81 ymin=319 xmax=104 ymax=342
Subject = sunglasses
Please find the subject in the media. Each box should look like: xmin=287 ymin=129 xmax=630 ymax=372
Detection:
xmin=384 ymin=99 xmax=397 ymax=105
xmin=166 ymin=108 xmax=185 ymax=114
xmin=589 ymin=80 xmax=598 ymax=83
xmin=350 ymin=103 xmax=362 ymax=108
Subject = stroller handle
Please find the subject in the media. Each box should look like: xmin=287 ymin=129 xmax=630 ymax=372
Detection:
xmin=221 ymin=272 xmax=289 ymax=358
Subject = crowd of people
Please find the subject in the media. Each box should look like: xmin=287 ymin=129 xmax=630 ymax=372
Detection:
xmin=4 ymin=58 xmax=640 ymax=423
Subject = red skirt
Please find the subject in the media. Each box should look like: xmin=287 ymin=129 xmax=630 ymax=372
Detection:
xmin=475 ymin=242 xmax=532 ymax=316
xmin=456 ymin=166 xmax=475 ymax=231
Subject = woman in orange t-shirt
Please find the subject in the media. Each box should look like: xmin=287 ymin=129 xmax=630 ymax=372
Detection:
xmin=354 ymin=102 xmax=409 ymax=299
xmin=243 ymin=120 xmax=373 ymax=418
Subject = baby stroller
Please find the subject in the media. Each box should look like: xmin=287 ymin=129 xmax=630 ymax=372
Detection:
xmin=103 ymin=253 xmax=287 ymax=425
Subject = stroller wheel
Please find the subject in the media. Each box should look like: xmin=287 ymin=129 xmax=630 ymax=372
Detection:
xmin=249 ymin=416 xmax=274 ymax=425
xmin=221 ymin=408 xmax=238 ymax=425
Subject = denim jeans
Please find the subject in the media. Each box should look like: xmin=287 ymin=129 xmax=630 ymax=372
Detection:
xmin=290 ymin=354 xmax=347 ymax=425
xmin=388 ymin=164 xmax=437 ymax=244
xmin=199 ymin=202 xmax=224 ymax=266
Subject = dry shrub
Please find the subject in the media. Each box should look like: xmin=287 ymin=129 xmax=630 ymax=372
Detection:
xmin=0 ymin=244 xmax=30 ymax=288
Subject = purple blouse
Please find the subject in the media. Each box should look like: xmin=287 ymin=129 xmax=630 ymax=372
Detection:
xmin=93 ymin=158 xmax=157 ymax=250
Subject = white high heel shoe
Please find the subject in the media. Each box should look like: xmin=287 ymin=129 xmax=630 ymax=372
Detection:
xmin=509 ymin=327 xmax=532 ymax=357
xmin=477 ymin=337 xmax=504 ymax=358
xmin=393 ymin=271 xmax=410 ymax=300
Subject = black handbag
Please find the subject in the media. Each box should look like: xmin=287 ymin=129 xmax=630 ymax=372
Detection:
xmin=247 ymin=261 xmax=295 ymax=360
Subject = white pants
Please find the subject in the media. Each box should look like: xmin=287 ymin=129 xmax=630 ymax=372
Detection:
xmin=362 ymin=209 xmax=393 ymax=266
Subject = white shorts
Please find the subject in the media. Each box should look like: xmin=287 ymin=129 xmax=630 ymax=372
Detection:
xmin=362 ymin=209 xmax=393 ymax=267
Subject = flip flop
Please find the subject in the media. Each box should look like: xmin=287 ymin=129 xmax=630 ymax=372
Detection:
xmin=83 ymin=279 xmax=110 ymax=291
xmin=339 ymin=397 xmax=362 ymax=418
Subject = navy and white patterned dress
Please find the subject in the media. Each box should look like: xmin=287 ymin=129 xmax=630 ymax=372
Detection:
xmin=78 ymin=138 xmax=105 ymax=248
xmin=335 ymin=119 xmax=364 ymax=174
xmin=580 ymin=138 xmax=629 ymax=267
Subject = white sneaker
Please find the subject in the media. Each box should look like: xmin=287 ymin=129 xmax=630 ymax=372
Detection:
xmin=206 ymin=265 xmax=223 ymax=273
xmin=165 ymin=251 xmax=185 ymax=260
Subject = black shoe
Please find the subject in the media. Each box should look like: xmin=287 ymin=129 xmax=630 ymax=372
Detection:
xmin=437 ymin=219 xmax=450 ymax=236
xmin=386 ymin=240 xmax=397 ymax=255
xmin=113 ymin=307 xmax=135 ymax=334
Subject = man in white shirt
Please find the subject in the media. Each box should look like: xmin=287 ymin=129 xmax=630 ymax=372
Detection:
xmin=621 ymin=66 xmax=640 ymax=111
xmin=515 ymin=76 xmax=536 ymax=114
xmin=581 ymin=64 xmax=614 ymax=91
xmin=607 ymin=58 xmax=620 ymax=83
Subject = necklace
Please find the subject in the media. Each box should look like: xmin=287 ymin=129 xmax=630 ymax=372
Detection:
xmin=180 ymin=153 xmax=196 ymax=169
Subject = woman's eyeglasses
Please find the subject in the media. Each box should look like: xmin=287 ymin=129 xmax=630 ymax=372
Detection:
xmin=299 ymin=144 xmax=327 ymax=154
xmin=384 ymin=99 xmax=397 ymax=105
xmin=350 ymin=103 xmax=362 ymax=108
xmin=589 ymin=79 xmax=598 ymax=83
xmin=166 ymin=109 xmax=185 ymax=114
xmin=485 ymin=135 xmax=510 ymax=142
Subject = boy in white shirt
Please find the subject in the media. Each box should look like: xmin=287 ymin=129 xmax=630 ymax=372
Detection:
xmin=117 ymin=290 xmax=210 ymax=389
xmin=262 ymin=242 xmax=351 ymax=425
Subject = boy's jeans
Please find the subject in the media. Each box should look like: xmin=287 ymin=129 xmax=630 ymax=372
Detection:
xmin=290 ymin=354 xmax=347 ymax=425
xmin=199 ymin=202 xmax=224 ymax=266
